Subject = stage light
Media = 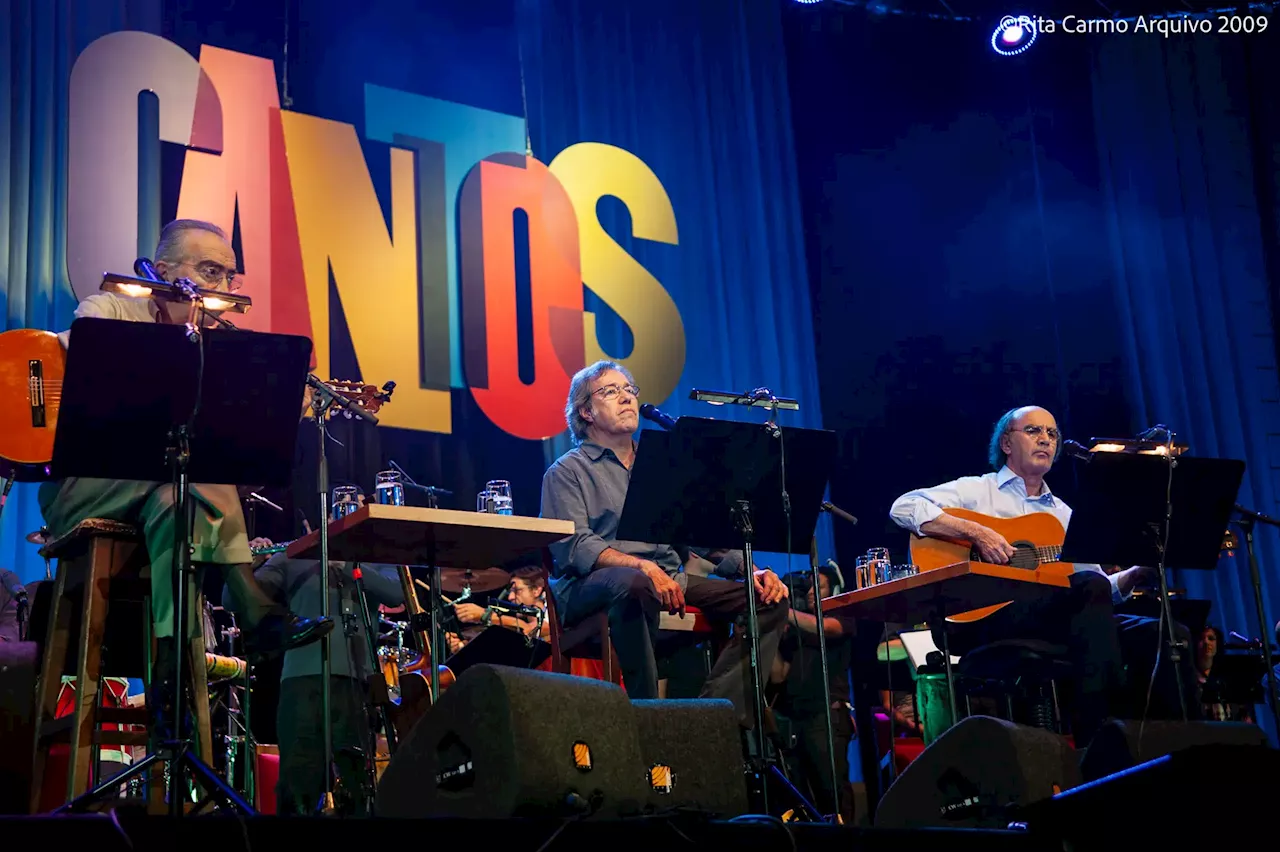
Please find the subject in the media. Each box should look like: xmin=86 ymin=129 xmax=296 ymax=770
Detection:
xmin=992 ymin=15 xmax=1037 ymax=55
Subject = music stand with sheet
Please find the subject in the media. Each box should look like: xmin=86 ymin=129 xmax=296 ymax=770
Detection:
xmin=50 ymin=317 xmax=311 ymax=815
xmin=617 ymin=415 xmax=836 ymax=815
xmin=1060 ymin=451 xmax=1245 ymax=720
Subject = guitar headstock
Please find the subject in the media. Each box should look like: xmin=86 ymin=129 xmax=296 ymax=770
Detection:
xmin=320 ymin=379 xmax=396 ymax=417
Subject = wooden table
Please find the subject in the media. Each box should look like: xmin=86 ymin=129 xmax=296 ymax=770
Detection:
xmin=287 ymin=504 xmax=574 ymax=567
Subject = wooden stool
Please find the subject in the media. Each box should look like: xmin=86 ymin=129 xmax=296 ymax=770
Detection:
xmin=30 ymin=518 xmax=214 ymax=812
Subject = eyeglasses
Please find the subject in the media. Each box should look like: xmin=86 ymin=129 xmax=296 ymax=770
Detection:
xmin=1011 ymin=425 xmax=1061 ymax=441
xmin=591 ymin=384 xmax=639 ymax=401
xmin=185 ymin=259 xmax=240 ymax=291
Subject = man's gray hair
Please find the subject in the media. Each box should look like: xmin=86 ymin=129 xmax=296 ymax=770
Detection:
xmin=565 ymin=360 xmax=635 ymax=445
xmin=154 ymin=219 xmax=228 ymax=264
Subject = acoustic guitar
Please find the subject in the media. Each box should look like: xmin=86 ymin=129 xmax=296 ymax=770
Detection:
xmin=0 ymin=329 xmax=64 ymax=473
xmin=908 ymin=507 xmax=1073 ymax=623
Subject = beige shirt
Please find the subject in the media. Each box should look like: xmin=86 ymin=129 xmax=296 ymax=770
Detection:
xmin=57 ymin=292 xmax=158 ymax=348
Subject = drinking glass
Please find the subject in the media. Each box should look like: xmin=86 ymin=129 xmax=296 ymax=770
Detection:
xmin=375 ymin=470 xmax=405 ymax=506
xmin=476 ymin=489 xmax=497 ymax=513
xmin=854 ymin=555 xmax=874 ymax=590
xmin=486 ymin=480 xmax=513 ymax=515
xmin=332 ymin=485 xmax=361 ymax=520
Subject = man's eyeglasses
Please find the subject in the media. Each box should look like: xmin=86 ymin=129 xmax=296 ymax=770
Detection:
xmin=186 ymin=260 xmax=240 ymax=291
xmin=591 ymin=384 xmax=639 ymax=401
xmin=1011 ymin=425 xmax=1060 ymax=441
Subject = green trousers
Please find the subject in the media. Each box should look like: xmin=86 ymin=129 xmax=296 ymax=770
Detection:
xmin=38 ymin=478 xmax=251 ymax=639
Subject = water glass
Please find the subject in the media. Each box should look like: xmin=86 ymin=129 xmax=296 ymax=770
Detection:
xmin=486 ymin=480 xmax=513 ymax=515
xmin=854 ymin=555 xmax=875 ymax=590
xmin=332 ymin=485 xmax=361 ymax=520
xmin=375 ymin=470 xmax=405 ymax=506
xmin=885 ymin=564 xmax=919 ymax=583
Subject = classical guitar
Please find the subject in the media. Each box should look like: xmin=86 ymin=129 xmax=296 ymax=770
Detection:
xmin=908 ymin=507 xmax=1074 ymax=623
xmin=0 ymin=329 xmax=64 ymax=473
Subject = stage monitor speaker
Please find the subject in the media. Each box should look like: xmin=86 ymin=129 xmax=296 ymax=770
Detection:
xmin=0 ymin=642 xmax=38 ymax=814
xmin=874 ymin=716 xmax=1082 ymax=829
xmin=631 ymin=699 xmax=748 ymax=817
xmin=1080 ymin=718 xmax=1271 ymax=782
xmin=375 ymin=664 xmax=649 ymax=819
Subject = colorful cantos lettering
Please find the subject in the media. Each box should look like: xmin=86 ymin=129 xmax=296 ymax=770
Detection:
xmin=66 ymin=33 xmax=686 ymax=440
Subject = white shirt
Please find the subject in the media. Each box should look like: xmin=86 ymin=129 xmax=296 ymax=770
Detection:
xmin=57 ymin=292 xmax=158 ymax=348
xmin=890 ymin=465 xmax=1127 ymax=604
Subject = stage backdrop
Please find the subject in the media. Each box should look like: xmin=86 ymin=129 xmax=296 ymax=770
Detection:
xmin=0 ymin=0 xmax=831 ymax=580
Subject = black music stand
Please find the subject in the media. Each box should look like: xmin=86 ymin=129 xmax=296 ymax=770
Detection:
xmin=1060 ymin=452 xmax=1245 ymax=720
xmin=50 ymin=317 xmax=310 ymax=815
xmin=445 ymin=626 xmax=551 ymax=675
xmin=617 ymin=416 xmax=836 ymax=816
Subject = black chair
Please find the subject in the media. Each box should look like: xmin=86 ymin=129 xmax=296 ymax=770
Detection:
xmin=956 ymin=639 xmax=1072 ymax=732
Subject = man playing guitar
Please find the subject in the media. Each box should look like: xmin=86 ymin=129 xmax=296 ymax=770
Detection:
xmin=889 ymin=405 xmax=1193 ymax=745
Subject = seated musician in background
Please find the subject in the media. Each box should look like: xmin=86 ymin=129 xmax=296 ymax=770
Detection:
xmin=234 ymin=512 xmax=405 ymax=814
xmin=446 ymin=566 xmax=551 ymax=653
xmin=1195 ymin=625 xmax=1254 ymax=723
xmin=39 ymin=219 xmax=331 ymax=736
xmin=770 ymin=565 xmax=856 ymax=825
xmin=889 ymin=405 xmax=1194 ymax=746
xmin=540 ymin=360 xmax=790 ymax=732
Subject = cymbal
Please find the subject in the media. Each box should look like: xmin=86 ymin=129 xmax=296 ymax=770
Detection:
xmin=876 ymin=638 xmax=907 ymax=663
xmin=438 ymin=567 xmax=511 ymax=594
xmin=26 ymin=529 xmax=49 ymax=546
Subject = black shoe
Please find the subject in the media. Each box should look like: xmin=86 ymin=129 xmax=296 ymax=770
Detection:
xmin=243 ymin=611 xmax=334 ymax=661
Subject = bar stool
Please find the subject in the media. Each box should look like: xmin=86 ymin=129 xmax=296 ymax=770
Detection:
xmin=29 ymin=518 xmax=213 ymax=812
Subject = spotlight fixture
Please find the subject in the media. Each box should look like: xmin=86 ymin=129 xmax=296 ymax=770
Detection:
xmin=992 ymin=15 xmax=1037 ymax=55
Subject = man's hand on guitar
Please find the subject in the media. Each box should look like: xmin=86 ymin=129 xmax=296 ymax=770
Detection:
xmin=753 ymin=569 xmax=788 ymax=605
xmin=969 ymin=525 xmax=1016 ymax=564
xmin=641 ymin=561 xmax=685 ymax=615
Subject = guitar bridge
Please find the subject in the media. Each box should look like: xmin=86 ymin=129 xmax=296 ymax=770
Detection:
xmin=28 ymin=359 xmax=46 ymax=427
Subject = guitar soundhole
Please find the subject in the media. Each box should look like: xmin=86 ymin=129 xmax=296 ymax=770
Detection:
xmin=1008 ymin=541 xmax=1040 ymax=570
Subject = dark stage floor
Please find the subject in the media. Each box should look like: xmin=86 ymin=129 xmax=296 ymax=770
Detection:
xmin=0 ymin=814 xmax=1061 ymax=852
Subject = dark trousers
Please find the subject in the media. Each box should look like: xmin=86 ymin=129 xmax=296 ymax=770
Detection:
xmin=276 ymin=675 xmax=372 ymax=816
xmin=935 ymin=571 xmax=1124 ymax=745
xmin=557 ymin=567 xmax=789 ymax=727
xmin=781 ymin=707 xmax=855 ymax=824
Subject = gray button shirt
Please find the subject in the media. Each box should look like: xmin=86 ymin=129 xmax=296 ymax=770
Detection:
xmin=539 ymin=441 xmax=744 ymax=591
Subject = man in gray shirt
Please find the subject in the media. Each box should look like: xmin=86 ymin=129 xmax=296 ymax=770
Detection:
xmin=540 ymin=360 xmax=789 ymax=731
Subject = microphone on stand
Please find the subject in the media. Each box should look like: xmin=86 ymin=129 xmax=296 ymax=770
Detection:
xmin=1063 ymin=439 xmax=1093 ymax=461
xmin=638 ymin=403 xmax=678 ymax=431
xmin=134 ymin=257 xmax=163 ymax=282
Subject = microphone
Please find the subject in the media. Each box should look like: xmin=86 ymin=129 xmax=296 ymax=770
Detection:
xmin=134 ymin=257 xmax=163 ymax=282
xmin=1063 ymin=439 xmax=1093 ymax=461
xmin=638 ymin=403 xmax=678 ymax=431
xmin=821 ymin=500 xmax=858 ymax=526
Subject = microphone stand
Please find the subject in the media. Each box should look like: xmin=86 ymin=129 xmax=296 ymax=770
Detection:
xmin=306 ymin=377 xmax=380 ymax=814
xmin=813 ymin=500 xmax=856 ymax=822
xmin=1231 ymin=503 xmax=1280 ymax=730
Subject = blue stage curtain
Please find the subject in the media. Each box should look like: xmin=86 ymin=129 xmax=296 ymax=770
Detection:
xmin=518 ymin=0 xmax=834 ymax=572
xmin=0 ymin=1 xmax=163 ymax=581
xmin=1091 ymin=35 xmax=1280 ymax=730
